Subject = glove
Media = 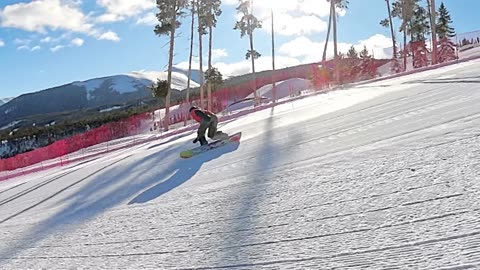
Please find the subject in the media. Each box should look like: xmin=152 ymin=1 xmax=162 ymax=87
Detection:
xmin=193 ymin=137 xmax=198 ymax=144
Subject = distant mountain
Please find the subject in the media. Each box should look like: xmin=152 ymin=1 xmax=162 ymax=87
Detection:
xmin=0 ymin=97 xmax=14 ymax=106
xmin=0 ymin=71 xmax=199 ymax=128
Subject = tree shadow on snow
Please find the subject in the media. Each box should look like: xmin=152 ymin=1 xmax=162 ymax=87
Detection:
xmin=213 ymin=107 xmax=304 ymax=267
xmin=128 ymin=141 xmax=240 ymax=205
xmin=0 ymin=135 xmax=240 ymax=266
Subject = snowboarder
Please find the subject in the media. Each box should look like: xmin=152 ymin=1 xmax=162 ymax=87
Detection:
xmin=189 ymin=106 xmax=228 ymax=146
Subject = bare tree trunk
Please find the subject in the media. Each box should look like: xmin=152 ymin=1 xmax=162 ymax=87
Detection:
xmin=249 ymin=1 xmax=257 ymax=106
xmin=187 ymin=2 xmax=195 ymax=105
xmin=322 ymin=5 xmax=333 ymax=62
xmin=249 ymin=30 xmax=257 ymax=106
xmin=165 ymin=6 xmax=177 ymax=131
xmin=430 ymin=0 xmax=437 ymax=64
xmin=271 ymin=9 xmax=276 ymax=104
xmin=208 ymin=26 xmax=213 ymax=68
xmin=197 ymin=0 xmax=204 ymax=108
xmin=403 ymin=23 xmax=407 ymax=71
xmin=207 ymin=25 xmax=213 ymax=111
xmin=332 ymin=1 xmax=339 ymax=83
xmin=386 ymin=0 xmax=397 ymax=58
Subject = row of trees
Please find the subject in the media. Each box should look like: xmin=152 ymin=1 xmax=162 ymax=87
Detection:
xmin=379 ymin=0 xmax=456 ymax=70
xmin=152 ymin=0 xmax=457 ymax=131
xmin=153 ymin=0 xmax=263 ymax=130
xmin=322 ymin=0 xmax=456 ymax=74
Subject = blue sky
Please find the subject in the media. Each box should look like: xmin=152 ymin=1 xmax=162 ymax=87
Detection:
xmin=0 ymin=0 xmax=476 ymax=98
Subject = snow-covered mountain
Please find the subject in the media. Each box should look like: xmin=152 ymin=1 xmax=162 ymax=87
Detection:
xmin=0 ymin=97 xmax=14 ymax=106
xmin=72 ymin=70 xmax=200 ymax=100
xmin=0 ymin=70 xmax=199 ymax=128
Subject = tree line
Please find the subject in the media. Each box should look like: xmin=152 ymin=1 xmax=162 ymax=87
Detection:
xmin=152 ymin=0 xmax=263 ymax=130
xmin=152 ymin=0 xmax=456 ymax=131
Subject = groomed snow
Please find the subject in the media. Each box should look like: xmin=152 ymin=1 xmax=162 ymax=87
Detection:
xmin=1 ymin=59 xmax=480 ymax=269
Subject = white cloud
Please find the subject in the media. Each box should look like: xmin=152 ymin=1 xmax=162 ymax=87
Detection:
xmin=14 ymin=38 xmax=31 ymax=45
xmin=225 ymin=0 xmax=342 ymax=36
xmin=71 ymin=38 xmax=84 ymax=46
xmin=267 ymin=13 xmax=328 ymax=36
xmin=98 ymin=31 xmax=120 ymax=42
xmin=136 ymin=12 xmax=157 ymax=25
xmin=0 ymin=1 xmax=120 ymax=43
xmin=279 ymin=34 xmax=393 ymax=62
xmin=96 ymin=13 xmax=122 ymax=23
xmin=212 ymin=49 xmax=228 ymax=60
xmin=222 ymin=0 xmax=238 ymax=5
xmin=17 ymin=44 xmax=42 ymax=51
xmin=0 ymin=40 xmax=4 ymax=47
xmin=40 ymin=36 xmax=52 ymax=43
xmin=96 ymin=0 xmax=156 ymax=23
xmin=0 ymin=0 xmax=94 ymax=34
xmin=50 ymin=45 xmax=65 ymax=52
xmin=356 ymin=34 xmax=393 ymax=59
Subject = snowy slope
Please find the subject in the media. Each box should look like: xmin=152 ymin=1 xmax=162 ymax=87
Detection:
xmin=1 ymin=60 xmax=480 ymax=269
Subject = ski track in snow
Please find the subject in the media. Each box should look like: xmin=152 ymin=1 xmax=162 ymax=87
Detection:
xmin=1 ymin=60 xmax=480 ymax=269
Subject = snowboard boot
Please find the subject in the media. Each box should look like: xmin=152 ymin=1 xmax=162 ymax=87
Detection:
xmin=212 ymin=131 xmax=229 ymax=141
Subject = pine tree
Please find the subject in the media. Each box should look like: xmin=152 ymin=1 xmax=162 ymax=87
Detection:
xmin=202 ymin=0 xmax=222 ymax=111
xmin=412 ymin=41 xmax=429 ymax=68
xmin=380 ymin=0 xmax=397 ymax=59
xmin=436 ymin=2 xmax=456 ymax=63
xmin=436 ymin=2 xmax=455 ymax=39
xmin=347 ymin=45 xmax=358 ymax=58
xmin=154 ymin=0 xmax=188 ymax=131
xmin=391 ymin=0 xmax=419 ymax=70
xmin=437 ymin=38 xmax=456 ymax=63
xmin=234 ymin=0 xmax=262 ymax=106
xmin=410 ymin=5 xmax=430 ymax=42
xmin=359 ymin=46 xmax=370 ymax=59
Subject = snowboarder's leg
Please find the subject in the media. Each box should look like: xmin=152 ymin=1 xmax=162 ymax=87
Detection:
xmin=207 ymin=115 xmax=218 ymax=139
xmin=208 ymin=115 xmax=229 ymax=140
xmin=198 ymin=120 xmax=209 ymax=145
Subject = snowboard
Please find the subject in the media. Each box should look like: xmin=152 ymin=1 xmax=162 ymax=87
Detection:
xmin=180 ymin=132 xmax=242 ymax=158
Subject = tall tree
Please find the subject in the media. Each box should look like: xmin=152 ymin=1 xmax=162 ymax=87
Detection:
xmin=186 ymin=0 xmax=196 ymax=105
xmin=436 ymin=2 xmax=455 ymax=39
xmin=324 ymin=0 xmax=349 ymax=82
xmin=321 ymin=7 xmax=332 ymax=62
xmin=410 ymin=5 xmax=430 ymax=42
xmin=392 ymin=0 xmax=418 ymax=71
xmin=436 ymin=2 xmax=456 ymax=63
xmin=197 ymin=0 xmax=208 ymax=108
xmin=380 ymin=0 xmax=397 ymax=59
xmin=234 ymin=0 xmax=262 ymax=106
xmin=203 ymin=0 xmax=222 ymax=111
xmin=426 ymin=0 xmax=437 ymax=64
xmin=154 ymin=0 xmax=188 ymax=131
xmin=271 ymin=9 xmax=277 ymax=104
